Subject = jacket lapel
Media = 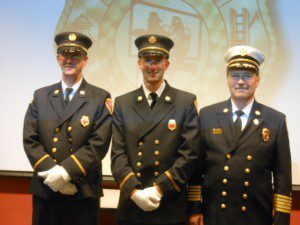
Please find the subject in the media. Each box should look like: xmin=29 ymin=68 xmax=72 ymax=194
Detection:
xmin=132 ymin=87 xmax=151 ymax=122
xmin=49 ymin=83 xmax=65 ymax=118
xmin=232 ymin=100 xmax=264 ymax=150
xmin=216 ymin=100 xmax=236 ymax=149
xmin=138 ymin=83 xmax=174 ymax=140
xmin=55 ymin=79 xmax=88 ymax=127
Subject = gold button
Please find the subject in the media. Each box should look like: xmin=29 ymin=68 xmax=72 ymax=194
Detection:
xmin=244 ymin=181 xmax=250 ymax=187
xmin=242 ymin=206 xmax=247 ymax=212
xmin=222 ymin=191 xmax=227 ymax=197
xmin=245 ymin=168 xmax=250 ymax=174
xmin=247 ymin=155 xmax=252 ymax=161
xmin=70 ymin=148 xmax=73 ymax=152
xmin=153 ymin=182 xmax=157 ymax=186
xmin=226 ymin=154 xmax=231 ymax=159
xmin=54 ymin=127 xmax=60 ymax=132
xmin=67 ymin=126 xmax=72 ymax=132
xmin=136 ymin=173 xmax=141 ymax=177
xmin=154 ymin=172 xmax=159 ymax=176
xmin=243 ymin=194 xmax=248 ymax=199
xmin=137 ymin=162 xmax=142 ymax=167
xmin=138 ymin=182 xmax=142 ymax=185
xmin=223 ymin=178 xmax=228 ymax=184
xmin=138 ymin=141 xmax=143 ymax=146
xmin=52 ymin=148 xmax=57 ymax=153
xmin=138 ymin=152 xmax=143 ymax=157
xmin=154 ymin=151 xmax=160 ymax=156
xmin=154 ymin=140 xmax=160 ymax=145
xmin=53 ymin=137 xmax=58 ymax=143
xmin=54 ymin=159 xmax=57 ymax=162
xmin=224 ymin=166 xmax=229 ymax=171
xmin=221 ymin=203 xmax=226 ymax=209
xmin=69 ymin=138 xmax=72 ymax=143
xmin=155 ymin=161 xmax=160 ymax=166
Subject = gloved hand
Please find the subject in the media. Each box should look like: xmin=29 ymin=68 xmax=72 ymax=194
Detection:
xmin=131 ymin=186 xmax=162 ymax=211
xmin=59 ymin=182 xmax=78 ymax=195
xmin=38 ymin=165 xmax=71 ymax=192
xmin=143 ymin=186 xmax=162 ymax=203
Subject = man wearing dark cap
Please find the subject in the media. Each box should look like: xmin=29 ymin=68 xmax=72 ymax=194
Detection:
xmin=23 ymin=32 xmax=112 ymax=225
xmin=111 ymin=34 xmax=200 ymax=225
xmin=188 ymin=46 xmax=292 ymax=225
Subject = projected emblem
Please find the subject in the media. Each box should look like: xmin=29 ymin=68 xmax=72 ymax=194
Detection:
xmin=56 ymin=0 xmax=283 ymax=106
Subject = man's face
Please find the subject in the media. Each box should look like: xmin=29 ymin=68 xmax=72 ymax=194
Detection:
xmin=227 ymin=69 xmax=260 ymax=102
xmin=57 ymin=51 xmax=88 ymax=78
xmin=138 ymin=55 xmax=170 ymax=85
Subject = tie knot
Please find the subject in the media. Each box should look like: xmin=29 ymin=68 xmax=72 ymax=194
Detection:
xmin=235 ymin=110 xmax=244 ymax=117
xmin=66 ymin=88 xmax=73 ymax=95
xmin=150 ymin=92 xmax=158 ymax=101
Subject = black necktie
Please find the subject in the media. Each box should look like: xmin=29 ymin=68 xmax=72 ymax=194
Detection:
xmin=65 ymin=88 xmax=73 ymax=105
xmin=234 ymin=110 xmax=244 ymax=136
xmin=150 ymin=93 xmax=158 ymax=110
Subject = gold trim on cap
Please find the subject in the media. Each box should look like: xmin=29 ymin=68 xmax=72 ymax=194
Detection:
xmin=71 ymin=155 xmax=87 ymax=176
xmin=34 ymin=154 xmax=50 ymax=170
xmin=120 ymin=172 xmax=135 ymax=189
xmin=138 ymin=46 xmax=169 ymax=55
xmin=228 ymin=58 xmax=259 ymax=68
xmin=57 ymin=43 xmax=88 ymax=53
xmin=165 ymin=171 xmax=181 ymax=192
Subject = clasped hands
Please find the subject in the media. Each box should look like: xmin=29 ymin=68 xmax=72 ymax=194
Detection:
xmin=131 ymin=186 xmax=162 ymax=211
xmin=38 ymin=165 xmax=77 ymax=195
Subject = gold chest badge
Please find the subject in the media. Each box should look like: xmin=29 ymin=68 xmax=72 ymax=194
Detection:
xmin=81 ymin=116 xmax=90 ymax=127
xmin=262 ymin=128 xmax=270 ymax=142
xmin=168 ymin=119 xmax=176 ymax=131
xmin=212 ymin=128 xmax=223 ymax=134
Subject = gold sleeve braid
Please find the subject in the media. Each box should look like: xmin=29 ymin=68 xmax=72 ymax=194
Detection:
xmin=71 ymin=155 xmax=87 ymax=176
xmin=120 ymin=172 xmax=135 ymax=189
xmin=33 ymin=154 xmax=50 ymax=170
xmin=165 ymin=171 xmax=181 ymax=192
xmin=274 ymin=194 xmax=292 ymax=214
xmin=188 ymin=185 xmax=202 ymax=202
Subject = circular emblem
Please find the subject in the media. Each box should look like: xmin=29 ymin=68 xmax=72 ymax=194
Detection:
xmin=68 ymin=33 xmax=77 ymax=41
xmin=148 ymin=35 xmax=157 ymax=44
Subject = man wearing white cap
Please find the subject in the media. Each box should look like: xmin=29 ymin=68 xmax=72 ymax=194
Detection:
xmin=188 ymin=46 xmax=292 ymax=225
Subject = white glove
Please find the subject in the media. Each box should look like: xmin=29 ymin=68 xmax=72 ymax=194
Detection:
xmin=38 ymin=165 xmax=71 ymax=192
xmin=131 ymin=187 xmax=162 ymax=211
xmin=143 ymin=186 xmax=162 ymax=203
xmin=59 ymin=182 xmax=78 ymax=195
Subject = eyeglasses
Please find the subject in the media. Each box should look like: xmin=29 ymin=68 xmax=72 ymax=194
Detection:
xmin=228 ymin=73 xmax=256 ymax=81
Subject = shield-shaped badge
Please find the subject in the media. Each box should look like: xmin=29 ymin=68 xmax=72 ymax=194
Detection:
xmin=168 ymin=119 xmax=176 ymax=131
xmin=81 ymin=116 xmax=89 ymax=127
xmin=262 ymin=128 xmax=270 ymax=142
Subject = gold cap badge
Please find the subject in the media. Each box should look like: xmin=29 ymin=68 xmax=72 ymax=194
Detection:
xmin=81 ymin=116 xmax=89 ymax=127
xmin=149 ymin=35 xmax=157 ymax=44
xmin=168 ymin=119 xmax=176 ymax=131
xmin=262 ymin=128 xmax=270 ymax=142
xmin=240 ymin=48 xmax=247 ymax=56
xmin=68 ymin=33 xmax=77 ymax=41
